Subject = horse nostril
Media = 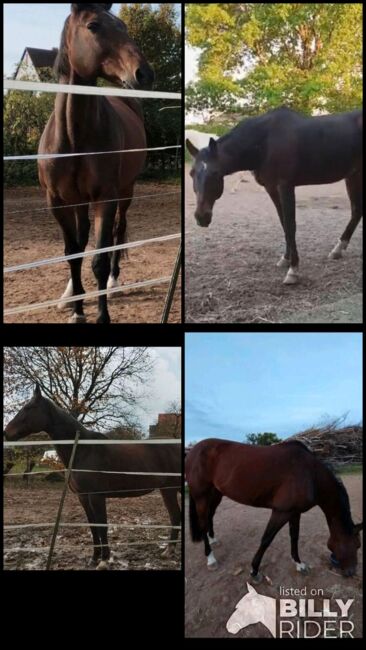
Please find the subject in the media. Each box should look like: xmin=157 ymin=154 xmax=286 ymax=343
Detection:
xmin=135 ymin=65 xmax=154 ymax=89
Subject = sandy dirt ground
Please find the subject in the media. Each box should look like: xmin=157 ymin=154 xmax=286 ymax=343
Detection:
xmin=4 ymin=182 xmax=181 ymax=324
xmin=185 ymin=166 xmax=362 ymax=323
xmin=4 ymin=481 xmax=181 ymax=571
xmin=185 ymin=475 xmax=362 ymax=638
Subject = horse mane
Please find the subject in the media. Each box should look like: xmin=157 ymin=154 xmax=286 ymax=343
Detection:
xmin=321 ymin=461 xmax=355 ymax=534
xmin=54 ymin=17 xmax=70 ymax=80
xmin=281 ymin=439 xmax=312 ymax=453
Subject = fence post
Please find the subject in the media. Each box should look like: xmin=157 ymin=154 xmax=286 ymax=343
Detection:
xmin=161 ymin=243 xmax=181 ymax=324
xmin=46 ymin=430 xmax=80 ymax=570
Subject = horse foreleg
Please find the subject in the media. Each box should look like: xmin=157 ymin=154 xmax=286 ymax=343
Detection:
xmin=160 ymin=488 xmax=181 ymax=558
xmin=289 ymin=513 xmax=308 ymax=573
xmin=277 ymin=185 xmax=300 ymax=284
xmin=194 ymin=495 xmax=218 ymax=569
xmin=92 ymin=202 xmax=117 ymax=324
xmin=208 ymin=488 xmax=222 ymax=546
xmin=51 ymin=198 xmax=87 ymax=321
xmin=251 ymin=509 xmax=291 ymax=581
xmin=266 ymin=185 xmax=291 ymax=268
xmin=108 ymin=195 xmax=132 ymax=291
xmin=78 ymin=495 xmax=102 ymax=566
xmin=87 ymin=495 xmax=110 ymax=569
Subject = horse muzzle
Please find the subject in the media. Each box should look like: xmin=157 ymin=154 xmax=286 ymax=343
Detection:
xmin=135 ymin=63 xmax=154 ymax=89
xmin=195 ymin=211 xmax=212 ymax=228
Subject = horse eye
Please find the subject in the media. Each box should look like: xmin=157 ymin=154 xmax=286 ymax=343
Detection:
xmin=87 ymin=22 xmax=100 ymax=32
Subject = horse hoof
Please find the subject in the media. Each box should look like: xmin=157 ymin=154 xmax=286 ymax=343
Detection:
xmin=107 ymin=275 xmax=120 ymax=293
xmin=68 ymin=313 xmax=87 ymax=323
xmin=161 ymin=545 xmax=173 ymax=558
xmin=276 ymin=256 xmax=290 ymax=268
xmin=58 ymin=301 xmax=73 ymax=311
xmin=294 ymin=561 xmax=310 ymax=575
xmin=283 ymin=269 xmax=299 ymax=284
xmin=96 ymin=560 xmax=109 ymax=570
xmin=328 ymin=250 xmax=342 ymax=260
xmin=208 ymin=536 xmax=220 ymax=546
xmin=250 ymin=572 xmax=263 ymax=584
xmin=208 ymin=560 xmax=218 ymax=571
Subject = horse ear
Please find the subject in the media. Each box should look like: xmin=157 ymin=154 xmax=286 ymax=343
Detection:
xmin=354 ymin=522 xmax=363 ymax=534
xmin=209 ymin=137 xmax=218 ymax=157
xmin=34 ymin=383 xmax=41 ymax=398
xmin=186 ymin=139 xmax=198 ymax=158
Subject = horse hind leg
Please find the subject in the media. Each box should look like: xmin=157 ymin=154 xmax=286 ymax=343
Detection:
xmin=289 ymin=513 xmax=309 ymax=574
xmin=208 ymin=488 xmax=222 ymax=546
xmin=160 ymin=487 xmax=181 ymax=558
xmin=329 ymin=172 xmax=362 ymax=259
xmin=78 ymin=495 xmax=102 ymax=567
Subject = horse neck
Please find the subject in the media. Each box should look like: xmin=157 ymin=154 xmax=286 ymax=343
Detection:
xmin=55 ymin=71 xmax=101 ymax=151
xmin=217 ymin=121 xmax=264 ymax=176
xmin=316 ymin=463 xmax=351 ymax=537
xmin=43 ymin=400 xmax=88 ymax=467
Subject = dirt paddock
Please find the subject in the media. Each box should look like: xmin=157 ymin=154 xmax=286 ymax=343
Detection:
xmin=185 ymin=166 xmax=362 ymax=323
xmin=4 ymin=481 xmax=181 ymax=571
xmin=185 ymin=474 xmax=362 ymax=638
xmin=4 ymin=181 xmax=181 ymax=323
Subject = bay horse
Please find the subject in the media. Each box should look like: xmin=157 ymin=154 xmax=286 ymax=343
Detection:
xmin=186 ymin=438 xmax=362 ymax=579
xmin=38 ymin=3 xmax=154 ymax=323
xmin=4 ymin=384 xmax=181 ymax=570
xmin=186 ymin=107 xmax=362 ymax=285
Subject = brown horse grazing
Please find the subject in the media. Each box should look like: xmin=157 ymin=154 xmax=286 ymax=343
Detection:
xmin=4 ymin=385 xmax=181 ymax=570
xmin=186 ymin=438 xmax=362 ymax=580
xmin=38 ymin=3 xmax=154 ymax=323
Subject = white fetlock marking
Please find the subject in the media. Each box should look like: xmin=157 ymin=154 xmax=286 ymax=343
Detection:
xmin=207 ymin=551 xmax=217 ymax=567
xmin=328 ymin=239 xmax=348 ymax=259
xmin=161 ymin=545 xmax=173 ymax=557
xmin=57 ymin=278 xmax=73 ymax=310
xmin=293 ymin=560 xmax=307 ymax=572
xmin=68 ymin=313 xmax=86 ymax=324
xmin=208 ymin=535 xmax=218 ymax=545
xmin=96 ymin=560 xmax=109 ymax=571
xmin=276 ymin=255 xmax=290 ymax=268
xmin=107 ymin=274 xmax=120 ymax=290
xmin=283 ymin=266 xmax=299 ymax=284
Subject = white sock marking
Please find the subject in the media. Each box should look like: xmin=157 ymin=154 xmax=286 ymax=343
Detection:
xmin=207 ymin=551 xmax=217 ymax=566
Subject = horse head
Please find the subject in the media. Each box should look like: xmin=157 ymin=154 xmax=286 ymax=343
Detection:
xmin=56 ymin=4 xmax=154 ymax=89
xmin=4 ymin=384 xmax=49 ymax=441
xmin=328 ymin=522 xmax=363 ymax=577
xmin=187 ymin=137 xmax=224 ymax=227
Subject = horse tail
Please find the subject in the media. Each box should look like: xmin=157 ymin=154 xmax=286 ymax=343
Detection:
xmin=189 ymin=492 xmax=203 ymax=542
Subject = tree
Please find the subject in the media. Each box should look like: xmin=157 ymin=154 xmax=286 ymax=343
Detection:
xmin=4 ymin=347 xmax=154 ymax=432
xmin=246 ymin=432 xmax=281 ymax=446
xmin=186 ymin=3 xmax=362 ymax=117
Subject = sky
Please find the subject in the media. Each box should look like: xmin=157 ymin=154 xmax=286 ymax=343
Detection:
xmin=3 ymin=3 xmax=182 ymax=78
xmin=185 ymin=333 xmax=362 ymax=445
xmin=141 ymin=347 xmax=181 ymax=432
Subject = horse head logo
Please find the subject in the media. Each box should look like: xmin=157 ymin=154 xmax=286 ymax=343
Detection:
xmin=226 ymin=583 xmax=276 ymax=637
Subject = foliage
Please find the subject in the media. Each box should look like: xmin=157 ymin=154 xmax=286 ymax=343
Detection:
xmin=246 ymin=432 xmax=282 ymax=446
xmin=4 ymin=347 xmax=154 ymax=432
xmin=186 ymin=3 xmax=362 ymax=118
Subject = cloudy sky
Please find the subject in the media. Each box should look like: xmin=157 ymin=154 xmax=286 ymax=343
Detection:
xmin=185 ymin=333 xmax=362 ymax=445
xmin=139 ymin=347 xmax=181 ymax=433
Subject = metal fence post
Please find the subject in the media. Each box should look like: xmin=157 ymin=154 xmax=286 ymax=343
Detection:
xmin=161 ymin=243 xmax=182 ymax=323
xmin=46 ymin=430 xmax=80 ymax=570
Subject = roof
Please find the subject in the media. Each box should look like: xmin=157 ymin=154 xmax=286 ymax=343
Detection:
xmin=14 ymin=47 xmax=58 ymax=79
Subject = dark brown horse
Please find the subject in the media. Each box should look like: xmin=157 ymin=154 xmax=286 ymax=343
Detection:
xmin=186 ymin=438 xmax=362 ymax=579
xmin=4 ymin=385 xmax=181 ymax=570
xmin=38 ymin=3 xmax=154 ymax=323
xmin=186 ymin=107 xmax=362 ymax=284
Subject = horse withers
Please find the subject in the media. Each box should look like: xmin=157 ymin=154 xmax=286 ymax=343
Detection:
xmin=38 ymin=3 xmax=154 ymax=323
xmin=4 ymin=384 xmax=181 ymax=570
xmin=186 ymin=107 xmax=362 ymax=285
xmin=186 ymin=438 xmax=362 ymax=580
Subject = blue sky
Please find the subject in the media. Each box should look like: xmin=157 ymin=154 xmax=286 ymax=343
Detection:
xmin=4 ymin=3 xmax=181 ymax=78
xmin=185 ymin=333 xmax=362 ymax=444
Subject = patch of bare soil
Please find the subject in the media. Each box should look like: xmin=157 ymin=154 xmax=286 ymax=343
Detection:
xmin=185 ymin=475 xmax=362 ymax=638
xmin=185 ymin=167 xmax=362 ymax=323
xmin=4 ymin=182 xmax=181 ymax=323
xmin=4 ymin=481 xmax=181 ymax=571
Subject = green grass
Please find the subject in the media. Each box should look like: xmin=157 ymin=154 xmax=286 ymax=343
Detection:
xmin=336 ymin=463 xmax=362 ymax=475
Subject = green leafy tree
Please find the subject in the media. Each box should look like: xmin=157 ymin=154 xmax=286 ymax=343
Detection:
xmin=246 ymin=432 xmax=281 ymax=446
xmin=186 ymin=3 xmax=362 ymax=117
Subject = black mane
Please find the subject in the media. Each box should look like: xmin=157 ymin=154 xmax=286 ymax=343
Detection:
xmin=54 ymin=17 xmax=70 ymax=80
